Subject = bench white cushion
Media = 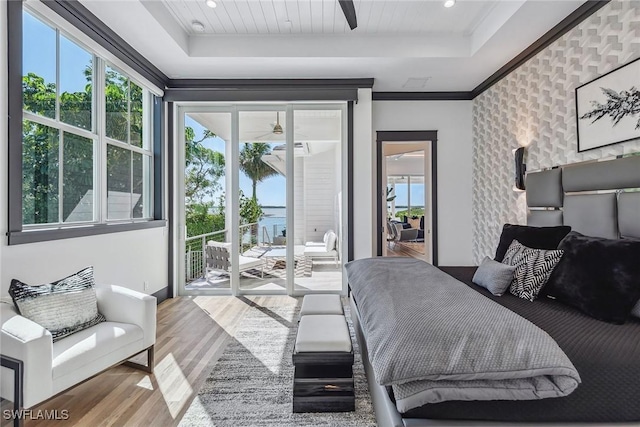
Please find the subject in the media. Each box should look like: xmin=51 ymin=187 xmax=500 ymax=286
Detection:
xmin=295 ymin=315 xmax=352 ymax=353
xmin=300 ymin=294 xmax=344 ymax=316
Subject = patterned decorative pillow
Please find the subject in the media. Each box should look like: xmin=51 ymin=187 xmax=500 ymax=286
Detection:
xmin=9 ymin=267 xmax=106 ymax=342
xmin=502 ymin=240 xmax=564 ymax=302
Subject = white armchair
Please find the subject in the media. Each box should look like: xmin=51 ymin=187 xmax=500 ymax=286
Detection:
xmin=1 ymin=284 xmax=156 ymax=411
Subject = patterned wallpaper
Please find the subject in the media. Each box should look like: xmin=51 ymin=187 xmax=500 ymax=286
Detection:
xmin=472 ymin=0 xmax=640 ymax=263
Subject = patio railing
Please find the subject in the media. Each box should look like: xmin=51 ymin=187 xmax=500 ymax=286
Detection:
xmin=184 ymin=222 xmax=259 ymax=281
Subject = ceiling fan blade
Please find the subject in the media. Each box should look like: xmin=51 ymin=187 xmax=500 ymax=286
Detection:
xmin=338 ymin=0 xmax=357 ymax=30
xmin=252 ymin=132 xmax=275 ymax=140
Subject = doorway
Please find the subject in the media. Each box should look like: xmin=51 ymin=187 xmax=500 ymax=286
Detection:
xmin=376 ymin=131 xmax=438 ymax=265
xmin=176 ymin=104 xmax=348 ymax=296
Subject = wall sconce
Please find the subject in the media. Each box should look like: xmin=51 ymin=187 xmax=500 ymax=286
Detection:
xmin=514 ymin=147 xmax=526 ymax=191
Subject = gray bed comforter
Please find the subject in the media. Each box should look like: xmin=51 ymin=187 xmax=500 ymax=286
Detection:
xmin=345 ymin=257 xmax=581 ymax=413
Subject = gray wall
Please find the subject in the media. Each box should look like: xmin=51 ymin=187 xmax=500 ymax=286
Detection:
xmin=472 ymin=0 xmax=640 ymax=263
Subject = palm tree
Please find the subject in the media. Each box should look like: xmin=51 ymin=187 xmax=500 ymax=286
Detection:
xmin=239 ymin=143 xmax=279 ymax=200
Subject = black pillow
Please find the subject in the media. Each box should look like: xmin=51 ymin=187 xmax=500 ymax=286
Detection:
xmin=542 ymin=231 xmax=640 ymax=324
xmin=494 ymin=224 xmax=571 ymax=262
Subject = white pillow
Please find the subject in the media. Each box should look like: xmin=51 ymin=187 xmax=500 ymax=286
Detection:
xmin=323 ymin=229 xmax=335 ymax=243
xmin=325 ymin=232 xmax=337 ymax=252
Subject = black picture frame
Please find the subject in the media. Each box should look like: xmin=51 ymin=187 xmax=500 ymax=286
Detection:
xmin=575 ymin=56 xmax=640 ymax=153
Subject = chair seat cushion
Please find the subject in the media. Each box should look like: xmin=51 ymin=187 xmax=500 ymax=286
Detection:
xmin=53 ymin=321 xmax=143 ymax=383
xmin=303 ymin=246 xmax=338 ymax=257
xmin=305 ymin=241 xmax=325 ymax=247
xmin=300 ymin=294 xmax=344 ymax=316
xmin=238 ymin=255 xmax=265 ymax=270
xmin=295 ymin=315 xmax=351 ymax=353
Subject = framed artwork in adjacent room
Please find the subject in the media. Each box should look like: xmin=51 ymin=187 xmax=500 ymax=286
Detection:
xmin=575 ymin=57 xmax=640 ymax=152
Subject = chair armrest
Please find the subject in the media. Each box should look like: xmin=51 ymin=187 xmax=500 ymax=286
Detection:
xmin=399 ymin=228 xmax=419 ymax=241
xmin=95 ymin=285 xmax=157 ymax=349
xmin=1 ymin=302 xmax=53 ymax=408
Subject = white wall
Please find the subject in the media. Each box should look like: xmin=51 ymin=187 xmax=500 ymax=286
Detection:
xmin=294 ymin=157 xmax=305 ymax=245
xmin=0 ymin=7 xmax=169 ymax=296
xmin=304 ymin=148 xmax=337 ymax=243
xmin=1 ymin=229 xmax=168 ymax=296
xmin=472 ymin=0 xmax=640 ymax=262
xmin=352 ymin=89 xmax=374 ymax=259
xmin=373 ymin=101 xmax=474 ymax=266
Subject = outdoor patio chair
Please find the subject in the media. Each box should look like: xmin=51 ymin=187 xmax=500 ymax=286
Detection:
xmin=206 ymin=241 xmax=265 ymax=277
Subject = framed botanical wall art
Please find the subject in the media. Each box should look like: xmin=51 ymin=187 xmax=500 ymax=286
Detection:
xmin=575 ymin=57 xmax=640 ymax=152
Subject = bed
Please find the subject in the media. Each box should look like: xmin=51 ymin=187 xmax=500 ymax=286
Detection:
xmin=349 ymin=155 xmax=640 ymax=426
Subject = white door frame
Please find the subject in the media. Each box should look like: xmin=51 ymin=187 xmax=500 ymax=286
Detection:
xmin=175 ymin=102 xmax=348 ymax=296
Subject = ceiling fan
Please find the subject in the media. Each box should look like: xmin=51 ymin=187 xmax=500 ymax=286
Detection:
xmin=244 ymin=112 xmax=307 ymax=141
xmin=339 ymin=0 xmax=358 ymax=30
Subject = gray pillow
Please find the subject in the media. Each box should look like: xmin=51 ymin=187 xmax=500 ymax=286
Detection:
xmin=472 ymin=256 xmax=516 ymax=296
xmin=9 ymin=267 xmax=106 ymax=342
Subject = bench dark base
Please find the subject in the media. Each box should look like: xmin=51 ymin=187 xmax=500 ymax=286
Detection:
xmin=293 ymin=395 xmax=355 ymax=413
xmin=293 ymin=352 xmax=355 ymax=413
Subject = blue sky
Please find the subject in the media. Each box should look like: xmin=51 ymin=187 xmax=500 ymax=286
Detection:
xmin=186 ymin=116 xmax=287 ymax=206
xmin=392 ymin=183 xmax=425 ymax=208
xmin=24 ymin=11 xmax=92 ymax=94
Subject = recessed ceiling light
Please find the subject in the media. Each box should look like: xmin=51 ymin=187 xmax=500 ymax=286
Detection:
xmin=444 ymin=0 xmax=456 ymax=8
xmin=205 ymin=0 xmax=217 ymax=8
xmin=192 ymin=20 xmax=205 ymax=32
xmin=283 ymin=20 xmax=293 ymax=29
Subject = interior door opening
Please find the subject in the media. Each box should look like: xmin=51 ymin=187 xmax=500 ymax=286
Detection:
xmin=376 ymin=131 xmax=438 ymax=266
xmin=381 ymin=142 xmax=432 ymax=262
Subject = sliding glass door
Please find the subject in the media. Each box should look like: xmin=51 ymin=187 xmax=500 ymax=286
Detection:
xmin=181 ymin=110 xmax=233 ymax=293
xmin=238 ymin=109 xmax=288 ymax=293
xmin=292 ymin=108 xmax=344 ymax=293
xmin=177 ymin=104 xmax=347 ymax=296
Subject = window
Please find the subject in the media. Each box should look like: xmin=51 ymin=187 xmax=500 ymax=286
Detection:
xmin=21 ymin=10 xmax=154 ymax=228
xmin=105 ymin=64 xmax=152 ymax=220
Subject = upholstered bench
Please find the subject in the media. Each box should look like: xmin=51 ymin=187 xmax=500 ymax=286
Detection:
xmin=299 ymin=294 xmax=344 ymax=317
xmin=292 ymin=314 xmax=354 ymax=413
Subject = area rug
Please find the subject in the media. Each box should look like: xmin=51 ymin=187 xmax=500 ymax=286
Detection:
xmin=179 ymin=298 xmax=376 ymax=426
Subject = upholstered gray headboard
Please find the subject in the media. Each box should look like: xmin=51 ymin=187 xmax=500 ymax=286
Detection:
xmin=526 ymin=155 xmax=640 ymax=240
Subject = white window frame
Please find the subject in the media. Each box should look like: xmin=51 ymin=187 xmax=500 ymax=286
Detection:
xmin=22 ymin=8 xmax=155 ymax=230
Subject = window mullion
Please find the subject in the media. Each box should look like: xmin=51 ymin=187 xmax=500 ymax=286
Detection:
xmin=104 ymin=136 xmax=150 ymax=155
xmin=127 ymin=79 xmax=131 ymax=145
xmin=58 ymin=130 xmax=64 ymax=224
xmin=97 ymin=58 xmax=108 ymax=224
xmin=55 ymin=28 xmax=60 ymax=122
xmin=56 ymin=29 xmax=63 ymax=224
xmin=130 ymin=149 xmax=134 ymax=220
xmin=22 ymin=112 xmax=96 ymax=140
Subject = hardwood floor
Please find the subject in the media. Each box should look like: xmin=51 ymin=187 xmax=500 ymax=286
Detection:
xmin=386 ymin=241 xmax=428 ymax=261
xmin=21 ymin=296 xmax=298 ymax=427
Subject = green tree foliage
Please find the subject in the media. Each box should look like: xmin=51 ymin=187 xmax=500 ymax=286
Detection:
xmin=239 ymin=143 xmax=279 ymax=200
xmin=395 ymin=208 xmax=425 ymax=219
xmin=186 ymin=200 xmax=225 ymax=239
xmin=239 ymin=191 xmax=263 ymax=226
xmin=185 ymin=128 xmax=225 ymax=204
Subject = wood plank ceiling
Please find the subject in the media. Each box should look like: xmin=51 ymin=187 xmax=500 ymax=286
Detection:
xmin=163 ymin=0 xmax=499 ymax=35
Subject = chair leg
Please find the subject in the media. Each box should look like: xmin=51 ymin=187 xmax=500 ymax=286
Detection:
xmin=123 ymin=345 xmax=154 ymax=374
xmin=1 ymin=355 xmax=23 ymax=427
